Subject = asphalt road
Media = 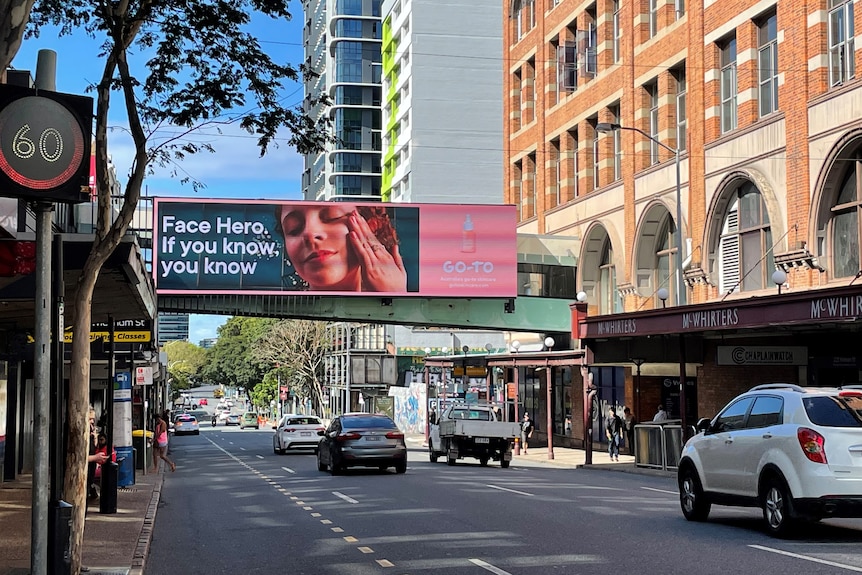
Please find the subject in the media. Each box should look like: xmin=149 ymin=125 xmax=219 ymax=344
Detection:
xmin=145 ymin=427 xmax=862 ymax=575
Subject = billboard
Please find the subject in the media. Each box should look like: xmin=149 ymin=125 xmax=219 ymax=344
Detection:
xmin=153 ymin=198 xmax=517 ymax=297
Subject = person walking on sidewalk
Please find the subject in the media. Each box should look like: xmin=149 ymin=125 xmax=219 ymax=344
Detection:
xmin=653 ymin=404 xmax=669 ymax=422
xmin=150 ymin=413 xmax=176 ymax=473
xmin=606 ymin=408 xmax=623 ymax=462
xmin=520 ymin=413 xmax=534 ymax=454
xmin=623 ymin=407 xmax=636 ymax=456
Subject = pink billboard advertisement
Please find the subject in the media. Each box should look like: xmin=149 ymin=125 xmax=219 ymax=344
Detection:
xmin=153 ymin=198 xmax=517 ymax=297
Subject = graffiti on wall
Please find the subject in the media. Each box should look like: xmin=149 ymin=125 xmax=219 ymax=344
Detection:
xmin=389 ymin=381 xmax=427 ymax=434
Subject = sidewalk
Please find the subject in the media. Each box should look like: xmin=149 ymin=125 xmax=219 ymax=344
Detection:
xmin=1 ymin=439 xmax=672 ymax=575
xmin=0 ymin=468 xmax=164 ymax=575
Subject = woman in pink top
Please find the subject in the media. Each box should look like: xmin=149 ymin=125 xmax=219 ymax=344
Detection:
xmin=150 ymin=413 xmax=175 ymax=473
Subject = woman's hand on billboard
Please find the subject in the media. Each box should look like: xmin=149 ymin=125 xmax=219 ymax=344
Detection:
xmin=349 ymin=211 xmax=407 ymax=292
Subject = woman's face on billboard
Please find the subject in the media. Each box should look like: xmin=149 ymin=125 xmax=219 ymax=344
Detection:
xmin=281 ymin=204 xmax=360 ymax=290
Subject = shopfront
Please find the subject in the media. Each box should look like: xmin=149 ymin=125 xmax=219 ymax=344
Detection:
xmin=578 ymin=284 xmax=862 ymax=425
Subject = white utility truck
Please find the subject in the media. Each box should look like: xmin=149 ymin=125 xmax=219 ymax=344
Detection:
xmin=429 ymin=403 xmax=521 ymax=467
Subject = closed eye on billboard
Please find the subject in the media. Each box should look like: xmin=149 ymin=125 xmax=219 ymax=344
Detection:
xmin=153 ymin=198 xmax=517 ymax=298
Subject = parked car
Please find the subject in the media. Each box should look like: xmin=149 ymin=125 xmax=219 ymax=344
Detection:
xmin=225 ymin=413 xmax=241 ymax=426
xmin=240 ymin=412 xmax=259 ymax=430
xmin=316 ymin=413 xmax=407 ymax=475
xmin=272 ymin=415 xmax=325 ymax=453
xmin=678 ymin=383 xmax=862 ymax=536
xmin=173 ymin=414 xmax=200 ymax=436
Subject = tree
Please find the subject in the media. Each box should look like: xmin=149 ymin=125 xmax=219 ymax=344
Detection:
xmin=201 ymin=317 xmax=273 ymax=395
xmin=253 ymin=320 xmax=331 ymax=415
xmin=1 ymin=3 xmax=329 ymax=571
xmin=164 ymin=340 xmax=206 ymax=392
xmin=0 ymin=1 xmax=37 ymax=72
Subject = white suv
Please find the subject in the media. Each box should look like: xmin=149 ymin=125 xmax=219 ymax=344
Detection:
xmin=678 ymin=383 xmax=862 ymax=536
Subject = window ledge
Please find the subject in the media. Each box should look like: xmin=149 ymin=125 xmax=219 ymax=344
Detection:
xmin=773 ymin=248 xmax=825 ymax=273
xmin=683 ymin=265 xmax=710 ymax=288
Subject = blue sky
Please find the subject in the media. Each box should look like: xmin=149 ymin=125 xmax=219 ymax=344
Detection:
xmin=12 ymin=7 xmax=310 ymax=340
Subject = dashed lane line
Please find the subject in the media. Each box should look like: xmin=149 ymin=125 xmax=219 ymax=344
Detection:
xmin=641 ymin=487 xmax=677 ymax=495
xmin=469 ymin=558 xmax=514 ymax=575
xmin=281 ymin=466 xmax=296 ymax=473
xmin=376 ymin=559 xmax=394 ymax=567
xmin=358 ymin=547 xmax=374 ymax=554
xmin=256 ymin=455 xmax=264 ymax=459
xmin=749 ymin=545 xmax=862 ymax=572
xmin=333 ymin=491 xmax=359 ymax=504
xmin=486 ymin=484 xmax=534 ymax=497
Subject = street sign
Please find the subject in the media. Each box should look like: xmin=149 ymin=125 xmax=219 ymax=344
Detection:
xmin=0 ymin=84 xmax=93 ymax=203
xmin=135 ymin=366 xmax=153 ymax=386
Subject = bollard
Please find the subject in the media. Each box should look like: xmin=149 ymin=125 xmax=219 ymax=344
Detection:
xmin=48 ymin=500 xmax=72 ymax=575
xmin=99 ymin=460 xmax=119 ymax=514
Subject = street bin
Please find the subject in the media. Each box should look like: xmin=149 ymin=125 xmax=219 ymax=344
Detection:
xmin=49 ymin=499 xmax=72 ymax=575
xmin=131 ymin=430 xmax=153 ymax=471
xmin=100 ymin=460 xmax=119 ymax=514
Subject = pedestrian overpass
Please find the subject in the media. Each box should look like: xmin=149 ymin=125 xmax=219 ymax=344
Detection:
xmin=155 ymin=231 xmax=579 ymax=334
xmin=157 ymin=293 xmax=575 ymax=333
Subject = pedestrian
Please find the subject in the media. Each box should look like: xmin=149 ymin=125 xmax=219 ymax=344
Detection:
xmin=429 ymin=404 xmax=438 ymax=426
xmin=93 ymin=433 xmax=117 ymax=482
xmin=623 ymin=407 xmax=636 ymax=456
xmin=150 ymin=413 xmax=176 ymax=473
xmin=653 ymin=404 xmax=669 ymax=422
xmin=520 ymin=412 xmax=534 ymax=454
xmin=87 ymin=408 xmax=101 ymax=501
xmin=606 ymin=407 xmax=623 ymax=462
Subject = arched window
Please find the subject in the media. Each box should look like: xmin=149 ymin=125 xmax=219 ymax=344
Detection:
xmin=717 ymin=182 xmax=773 ymax=294
xmin=654 ymin=217 xmax=677 ymax=306
xmin=598 ymin=240 xmax=621 ymax=314
xmin=830 ymin=165 xmax=861 ymax=278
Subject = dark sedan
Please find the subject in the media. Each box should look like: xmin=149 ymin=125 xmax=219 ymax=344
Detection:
xmin=317 ymin=413 xmax=407 ymax=474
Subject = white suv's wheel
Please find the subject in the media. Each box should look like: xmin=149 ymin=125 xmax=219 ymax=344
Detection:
xmin=679 ymin=466 xmax=711 ymax=522
xmin=762 ymin=476 xmax=796 ymax=537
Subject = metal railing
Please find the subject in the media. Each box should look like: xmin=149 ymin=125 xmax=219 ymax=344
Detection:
xmin=633 ymin=421 xmax=686 ymax=471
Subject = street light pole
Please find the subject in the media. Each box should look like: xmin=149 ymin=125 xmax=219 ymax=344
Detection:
xmin=596 ymin=123 xmax=685 ymax=306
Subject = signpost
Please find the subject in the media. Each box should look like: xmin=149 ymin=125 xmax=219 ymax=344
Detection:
xmin=3 ymin=51 xmax=94 ymax=575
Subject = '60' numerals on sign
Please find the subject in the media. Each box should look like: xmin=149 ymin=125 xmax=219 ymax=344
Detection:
xmin=12 ymin=124 xmax=64 ymax=163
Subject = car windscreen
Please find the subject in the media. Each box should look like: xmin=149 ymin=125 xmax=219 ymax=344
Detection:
xmin=287 ymin=418 xmax=320 ymax=425
xmin=177 ymin=416 xmax=196 ymax=422
xmin=342 ymin=415 xmax=397 ymax=430
xmin=244 ymin=413 xmax=258 ymax=418
xmin=450 ymin=409 xmax=491 ymax=421
xmin=803 ymin=395 xmax=862 ymax=427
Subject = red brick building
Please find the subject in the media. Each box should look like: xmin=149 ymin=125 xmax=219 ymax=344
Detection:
xmin=506 ymin=0 xmax=862 ymax=427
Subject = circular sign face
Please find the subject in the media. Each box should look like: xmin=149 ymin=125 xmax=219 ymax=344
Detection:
xmin=0 ymin=96 xmax=85 ymax=191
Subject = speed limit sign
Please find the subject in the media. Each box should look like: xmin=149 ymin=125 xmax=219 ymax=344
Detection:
xmin=0 ymin=84 xmax=93 ymax=203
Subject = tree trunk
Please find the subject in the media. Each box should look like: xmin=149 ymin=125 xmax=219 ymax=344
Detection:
xmin=64 ymin=265 xmax=98 ymax=575
xmin=0 ymin=0 xmax=36 ymax=72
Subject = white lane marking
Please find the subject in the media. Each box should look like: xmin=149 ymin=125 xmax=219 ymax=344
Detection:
xmin=641 ymin=486 xmax=677 ymax=495
xmin=229 ymin=442 xmax=234 ymax=445
xmin=239 ymin=447 xmax=246 ymax=451
xmin=281 ymin=467 xmax=295 ymax=474
xmin=469 ymin=558 xmax=514 ymax=575
xmin=750 ymin=545 xmax=862 ymax=572
xmin=333 ymin=491 xmax=359 ymax=504
xmin=486 ymin=484 xmax=534 ymax=497
xmin=255 ymin=455 xmax=264 ymax=459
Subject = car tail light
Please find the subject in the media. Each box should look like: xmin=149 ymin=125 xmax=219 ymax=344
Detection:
xmin=285 ymin=428 xmax=295 ymax=433
xmin=797 ymin=427 xmax=828 ymax=464
xmin=385 ymin=431 xmax=404 ymax=440
xmin=839 ymin=390 xmax=862 ymax=397
xmin=316 ymin=427 xmax=325 ymax=433
xmin=336 ymin=432 xmax=361 ymax=441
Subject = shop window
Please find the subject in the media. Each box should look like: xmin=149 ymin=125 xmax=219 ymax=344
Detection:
xmin=598 ymin=239 xmax=622 ymax=314
xmin=828 ymin=0 xmax=855 ymax=87
xmin=719 ymin=36 xmax=738 ymax=133
xmin=716 ymin=181 xmax=773 ymax=294
xmin=654 ymin=216 xmax=678 ymax=307
xmin=829 ymin=161 xmax=862 ymax=278
xmin=757 ymin=12 xmax=779 ymax=117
